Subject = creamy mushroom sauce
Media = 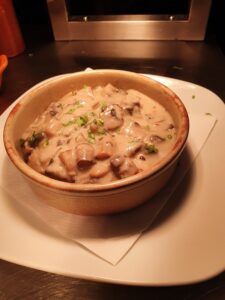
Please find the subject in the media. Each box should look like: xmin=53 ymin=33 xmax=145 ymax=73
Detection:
xmin=20 ymin=84 xmax=176 ymax=184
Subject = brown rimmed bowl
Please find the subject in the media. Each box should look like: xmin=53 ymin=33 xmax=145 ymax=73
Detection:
xmin=3 ymin=69 xmax=189 ymax=215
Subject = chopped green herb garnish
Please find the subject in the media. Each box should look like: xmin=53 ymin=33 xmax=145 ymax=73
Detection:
xmin=63 ymin=114 xmax=88 ymax=127
xmin=63 ymin=119 xmax=76 ymax=127
xmin=65 ymin=101 xmax=84 ymax=115
xmin=28 ymin=131 xmax=44 ymax=147
xmin=145 ymin=125 xmax=150 ymax=131
xmin=83 ymin=84 xmax=88 ymax=90
xmin=89 ymin=111 xmax=96 ymax=117
xmin=96 ymin=127 xmax=106 ymax=135
xmin=75 ymin=101 xmax=84 ymax=108
xmin=145 ymin=143 xmax=158 ymax=154
xmin=76 ymin=115 xmax=88 ymax=127
xmin=128 ymin=137 xmax=141 ymax=143
xmin=65 ymin=108 xmax=76 ymax=115
xmin=205 ymin=112 xmax=212 ymax=116
xmin=93 ymin=118 xmax=104 ymax=126
xmin=192 ymin=95 xmax=196 ymax=99
xmin=101 ymin=101 xmax=107 ymax=111
xmin=87 ymin=129 xmax=96 ymax=144
xmin=43 ymin=139 xmax=49 ymax=147
xmin=29 ymin=131 xmax=36 ymax=144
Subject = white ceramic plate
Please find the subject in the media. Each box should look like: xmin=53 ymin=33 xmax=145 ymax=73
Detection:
xmin=0 ymin=74 xmax=225 ymax=286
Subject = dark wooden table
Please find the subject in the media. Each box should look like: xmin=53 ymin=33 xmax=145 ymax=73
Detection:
xmin=0 ymin=29 xmax=225 ymax=299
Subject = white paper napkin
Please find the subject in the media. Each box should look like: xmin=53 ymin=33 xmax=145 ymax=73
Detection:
xmin=0 ymin=103 xmax=217 ymax=265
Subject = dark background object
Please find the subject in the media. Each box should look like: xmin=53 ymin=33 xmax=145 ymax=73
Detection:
xmin=207 ymin=0 xmax=225 ymax=54
xmin=13 ymin=0 xmax=50 ymax=25
xmin=66 ymin=0 xmax=190 ymax=16
xmin=12 ymin=0 xmax=225 ymax=54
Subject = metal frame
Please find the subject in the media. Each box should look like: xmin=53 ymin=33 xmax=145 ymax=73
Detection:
xmin=47 ymin=0 xmax=212 ymax=41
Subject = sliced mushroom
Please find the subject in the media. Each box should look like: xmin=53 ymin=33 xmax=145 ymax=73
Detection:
xmin=100 ymin=104 xmax=124 ymax=130
xmin=125 ymin=141 xmax=143 ymax=157
xmin=145 ymin=135 xmax=165 ymax=144
xmin=95 ymin=136 xmax=114 ymax=160
xmin=123 ymin=121 xmax=146 ymax=139
xmin=119 ymin=158 xmax=139 ymax=178
xmin=28 ymin=149 xmax=45 ymax=174
xmin=112 ymin=157 xmax=139 ymax=179
xmin=59 ymin=149 xmax=76 ymax=176
xmin=110 ymin=154 xmax=125 ymax=169
xmin=45 ymin=119 xmax=62 ymax=137
xmin=38 ymin=143 xmax=58 ymax=167
xmin=76 ymin=143 xmax=95 ymax=169
xmin=90 ymin=162 xmax=110 ymax=178
xmin=45 ymin=156 xmax=73 ymax=182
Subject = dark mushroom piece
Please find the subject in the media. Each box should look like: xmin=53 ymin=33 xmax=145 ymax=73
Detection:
xmin=76 ymin=143 xmax=95 ymax=169
xmin=28 ymin=131 xmax=45 ymax=148
xmin=95 ymin=136 xmax=114 ymax=160
xmin=20 ymin=131 xmax=46 ymax=159
xmin=123 ymin=101 xmax=141 ymax=115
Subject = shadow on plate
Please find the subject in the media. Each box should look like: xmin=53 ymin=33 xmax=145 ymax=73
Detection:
xmin=2 ymin=146 xmax=193 ymax=240
xmin=148 ymin=146 xmax=194 ymax=232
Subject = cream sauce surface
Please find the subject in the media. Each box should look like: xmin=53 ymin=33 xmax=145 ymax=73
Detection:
xmin=20 ymin=84 xmax=176 ymax=183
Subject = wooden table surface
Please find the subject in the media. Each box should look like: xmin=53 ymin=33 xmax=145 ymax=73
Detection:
xmin=0 ymin=28 xmax=225 ymax=299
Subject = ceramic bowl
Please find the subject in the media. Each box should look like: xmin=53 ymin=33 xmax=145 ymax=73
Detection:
xmin=3 ymin=70 xmax=189 ymax=215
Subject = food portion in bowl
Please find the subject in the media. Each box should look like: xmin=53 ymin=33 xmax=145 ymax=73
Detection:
xmin=20 ymin=83 xmax=177 ymax=184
